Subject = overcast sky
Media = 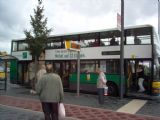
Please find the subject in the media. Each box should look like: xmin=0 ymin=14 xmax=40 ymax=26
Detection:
xmin=0 ymin=0 xmax=159 ymax=53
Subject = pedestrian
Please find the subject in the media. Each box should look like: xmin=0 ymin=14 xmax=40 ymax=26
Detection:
xmin=31 ymin=64 xmax=47 ymax=94
xmin=37 ymin=64 xmax=46 ymax=82
xmin=110 ymin=36 xmax=118 ymax=45
xmin=35 ymin=61 xmax=64 ymax=120
xmin=134 ymin=36 xmax=141 ymax=44
xmin=96 ymin=68 xmax=107 ymax=105
xmin=28 ymin=62 xmax=36 ymax=94
xmin=137 ymin=65 xmax=145 ymax=92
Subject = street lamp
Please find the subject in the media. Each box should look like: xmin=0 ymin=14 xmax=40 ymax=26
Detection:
xmin=120 ymin=0 xmax=124 ymax=99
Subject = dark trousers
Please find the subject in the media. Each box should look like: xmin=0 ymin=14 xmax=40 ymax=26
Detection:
xmin=97 ymin=88 xmax=104 ymax=105
xmin=41 ymin=102 xmax=59 ymax=120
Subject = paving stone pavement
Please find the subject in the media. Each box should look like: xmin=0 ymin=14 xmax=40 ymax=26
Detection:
xmin=0 ymin=104 xmax=43 ymax=120
xmin=0 ymin=83 xmax=160 ymax=120
xmin=0 ymin=95 xmax=160 ymax=120
xmin=0 ymin=104 xmax=80 ymax=120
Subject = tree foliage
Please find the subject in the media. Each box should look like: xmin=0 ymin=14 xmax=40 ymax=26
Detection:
xmin=24 ymin=0 xmax=52 ymax=60
xmin=24 ymin=0 xmax=52 ymax=88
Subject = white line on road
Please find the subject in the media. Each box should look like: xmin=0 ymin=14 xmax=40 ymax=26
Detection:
xmin=116 ymin=99 xmax=147 ymax=114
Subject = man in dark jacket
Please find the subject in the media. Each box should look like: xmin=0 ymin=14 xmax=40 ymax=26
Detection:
xmin=36 ymin=61 xmax=64 ymax=120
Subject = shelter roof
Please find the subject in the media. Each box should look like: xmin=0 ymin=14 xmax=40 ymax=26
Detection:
xmin=0 ymin=55 xmax=17 ymax=60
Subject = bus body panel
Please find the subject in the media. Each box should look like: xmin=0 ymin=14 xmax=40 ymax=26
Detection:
xmin=12 ymin=51 xmax=32 ymax=61
xmin=10 ymin=25 xmax=160 ymax=97
xmin=45 ymin=45 xmax=152 ymax=60
xmin=69 ymin=73 xmax=123 ymax=95
xmin=69 ymin=73 xmax=121 ymax=85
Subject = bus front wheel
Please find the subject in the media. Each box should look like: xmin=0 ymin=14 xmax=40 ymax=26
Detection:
xmin=107 ymin=82 xmax=118 ymax=96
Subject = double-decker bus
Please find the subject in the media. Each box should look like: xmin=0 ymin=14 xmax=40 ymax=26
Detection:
xmin=11 ymin=24 xmax=160 ymax=97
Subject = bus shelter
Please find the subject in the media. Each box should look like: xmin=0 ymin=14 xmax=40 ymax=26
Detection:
xmin=0 ymin=55 xmax=17 ymax=90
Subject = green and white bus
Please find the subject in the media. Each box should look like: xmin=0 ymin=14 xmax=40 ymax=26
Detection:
xmin=11 ymin=24 xmax=160 ymax=97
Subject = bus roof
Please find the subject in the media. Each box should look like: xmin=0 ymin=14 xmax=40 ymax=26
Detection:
xmin=49 ymin=24 xmax=153 ymax=37
xmin=12 ymin=24 xmax=154 ymax=41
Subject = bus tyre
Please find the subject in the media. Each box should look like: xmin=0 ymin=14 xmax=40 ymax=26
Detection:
xmin=107 ymin=82 xmax=118 ymax=96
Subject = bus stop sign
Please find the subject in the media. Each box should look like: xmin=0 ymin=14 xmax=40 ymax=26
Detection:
xmin=65 ymin=40 xmax=81 ymax=51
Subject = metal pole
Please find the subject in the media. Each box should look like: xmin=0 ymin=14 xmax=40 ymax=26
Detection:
xmin=120 ymin=0 xmax=124 ymax=99
xmin=4 ymin=61 xmax=7 ymax=91
xmin=158 ymin=0 xmax=160 ymax=37
xmin=77 ymin=51 xmax=80 ymax=97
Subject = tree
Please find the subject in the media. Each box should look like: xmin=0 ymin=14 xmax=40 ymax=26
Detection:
xmin=24 ymin=0 xmax=52 ymax=88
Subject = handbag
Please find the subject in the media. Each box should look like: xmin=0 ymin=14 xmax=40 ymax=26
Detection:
xmin=104 ymin=86 xmax=108 ymax=96
xmin=59 ymin=103 xmax=66 ymax=118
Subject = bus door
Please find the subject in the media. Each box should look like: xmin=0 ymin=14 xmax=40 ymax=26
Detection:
xmin=126 ymin=60 xmax=151 ymax=94
xmin=18 ymin=62 xmax=30 ymax=85
xmin=61 ymin=61 xmax=70 ymax=88
xmin=126 ymin=60 xmax=136 ymax=92
xmin=53 ymin=62 xmax=61 ymax=76
xmin=10 ymin=60 xmax=18 ymax=84
xmin=53 ymin=61 xmax=70 ymax=88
